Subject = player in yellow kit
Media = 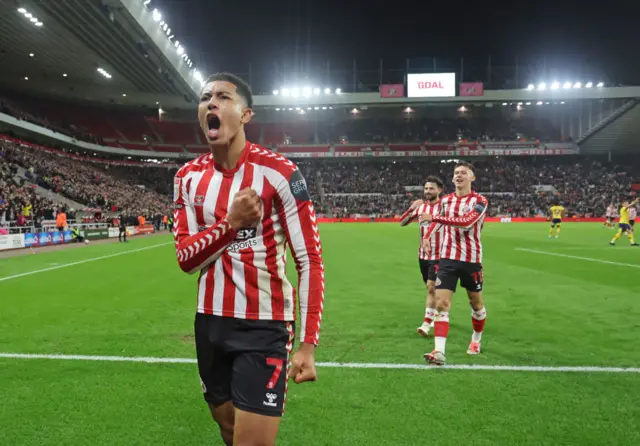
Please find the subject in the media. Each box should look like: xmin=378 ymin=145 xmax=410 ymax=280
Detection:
xmin=548 ymin=202 xmax=565 ymax=238
xmin=610 ymin=198 xmax=640 ymax=246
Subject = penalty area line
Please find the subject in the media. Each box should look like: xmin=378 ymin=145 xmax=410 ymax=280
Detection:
xmin=515 ymin=248 xmax=640 ymax=269
xmin=0 ymin=242 xmax=174 ymax=282
xmin=0 ymin=353 xmax=639 ymax=373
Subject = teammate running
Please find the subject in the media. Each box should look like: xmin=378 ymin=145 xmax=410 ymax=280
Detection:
xmin=399 ymin=176 xmax=444 ymax=336
xmin=548 ymin=201 xmax=565 ymax=238
xmin=610 ymin=198 xmax=640 ymax=246
xmin=419 ymin=161 xmax=488 ymax=366
xmin=172 ymin=73 xmax=325 ymax=446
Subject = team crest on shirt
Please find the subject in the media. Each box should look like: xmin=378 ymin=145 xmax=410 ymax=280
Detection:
xmin=194 ymin=195 xmax=205 ymax=206
xmin=461 ymin=205 xmax=471 ymax=214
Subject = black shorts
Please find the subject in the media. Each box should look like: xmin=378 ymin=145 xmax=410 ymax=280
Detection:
xmin=631 ymin=220 xmax=635 ymax=227
xmin=551 ymin=218 xmax=561 ymax=226
xmin=194 ymin=314 xmax=295 ymax=417
xmin=419 ymin=259 xmax=439 ymax=283
xmin=436 ymin=259 xmax=483 ymax=292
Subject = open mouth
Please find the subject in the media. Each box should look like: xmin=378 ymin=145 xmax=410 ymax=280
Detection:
xmin=207 ymin=115 xmax=221 ymax=139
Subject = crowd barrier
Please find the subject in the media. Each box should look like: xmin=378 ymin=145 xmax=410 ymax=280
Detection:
xmin=317 ymin=217 xmax=607 ymax=223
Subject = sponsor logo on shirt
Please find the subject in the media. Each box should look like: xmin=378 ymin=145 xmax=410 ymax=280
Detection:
xmin=227 ymin=227 xmax=258 ymax=253
xmin=289 ymin=169 xmax=311 ymax=201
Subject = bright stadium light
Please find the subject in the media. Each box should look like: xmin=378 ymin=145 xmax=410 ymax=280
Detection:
xmin=561 ymin=101 xmax=566 ymax=104
xmin=502 ymin=102 xmax=507 ymax=106
xmin=288 ymin=108 xmax=293 ymax=111
xmin=152 ymin=9 xmax=161 ymax=22
xmin=281 ymin=88 xmax=290 ymax=97
xmin=536 ymin=101 xmax=543 ymax=105
xmin=24 ymin=77 xmax=29 ymax=80
xmin=177 ymin=46 xmax=185 ymax=55
xmin=162 ymin=23 xmax=168 ymax=31
xmin=527 ymin=84 xmax=535 ymax=90
xmin=18 ymin=8 xmax=26 ymax=13
xmin=302 ymin=87 xmax=312 ymax=97
xmin=335 ymin=88 xmax=342 ymax=94
xmin=324 ymin=87 xmax=331 ymax=94
xmin=573 ymin=82 xmax=582 ymax=89
xmin=314 ymin=106 xmax=319 ymax=110
xmin=63 ymin=73 xmax=67 ymax=77
xmin=29 ymin=17 xmax=37 ymax=23
xmin=597 ymin=81 xmax=604 ymax=87
xmin=174 ymin=40 xmax=180 ymax=48
xmin=295 ymin=107 xmax=301 ymax=111
xmin=272 ymin=90 xmax=279 ymax=95
xmin=144 ymin=0 xmax=151 ymax=5
xmin=299 ymin=109 xmax=306 ymax=115
xmin=526 ymin=102 xmax=531 ymax=105
xmin=585 ymin=82 xmax=593 ymax=88
xmin=551 ymin=81 xmax=560 ymax=90
xmin=563 ymin=82 xmax=572 ymax=89
xmin=35 ymin=22 xmax=43 ymax=27
xmin=25 ymin=12 xmax=32 ymax=18
xmin=313 ymin=88 xmax=320 ymax=95
xmin=307 ymin=107 xmax=312 ymax=110
xmin=322 ymin=106 xmax=327 ymax=110
xmin=291 ymin=87 xmax=300 ymax=98
xmin=166 ymin=28 xmax=171 ymax=36
xmin=193 ymin=70 xmax=203 ymax=82
xmin=538 ymin=82 xmax=547 ymax=91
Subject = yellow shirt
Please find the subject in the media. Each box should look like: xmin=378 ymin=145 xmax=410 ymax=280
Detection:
xmin=550 ymin=206 xmax=564 ymax=219
xmin=619 ymin=206 xmax=630 ymax=225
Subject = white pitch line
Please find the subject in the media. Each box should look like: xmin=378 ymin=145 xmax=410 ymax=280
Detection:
xmin=0 ymin=242 xmax=173 ymax=282
xmin=515 ymin=248 xmax=640 ymax=269
xmin=0 ymin=353 xmax=638 ymax=373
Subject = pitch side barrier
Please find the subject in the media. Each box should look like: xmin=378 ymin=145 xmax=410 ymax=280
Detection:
xmin=317 ymin=217 xmax=606 ymax=223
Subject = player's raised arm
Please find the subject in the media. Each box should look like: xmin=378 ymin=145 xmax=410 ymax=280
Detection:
xmin=433 ymin=196 xmax=488 ymax=229
xmin=275 ymin=169 xmax=325 ymax=347
xmin=399 ymin=199 xmax=424 ymax=226
xmin=173 ymin=172 xmax=260 ymax=275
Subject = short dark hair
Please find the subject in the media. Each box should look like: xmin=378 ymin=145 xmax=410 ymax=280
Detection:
xmin=455 ymin=161 xmax=475 ymax=173
xmin=425 ymin=175 xmax=444 ymax=189
xmin=204 ymin=72 xmax=253 ymax=108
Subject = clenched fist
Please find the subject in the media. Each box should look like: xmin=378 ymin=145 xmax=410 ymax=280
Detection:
xmin=227 ymin=188 xmax=262 ymax=229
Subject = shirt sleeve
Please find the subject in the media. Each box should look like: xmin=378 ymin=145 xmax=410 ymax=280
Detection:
xmin=275 ymin=168 xmax=325 ymax=346
xmin=399 ymin=206 xmax=419 ymax=226
xmin=172 ymin=170 xmax=237 ymax=275
xmin=433 ymin=196 xmax=488 ymax=229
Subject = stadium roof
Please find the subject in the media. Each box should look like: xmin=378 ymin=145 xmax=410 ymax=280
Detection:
xmin=0 ymin=0 xmax=201 ymax=109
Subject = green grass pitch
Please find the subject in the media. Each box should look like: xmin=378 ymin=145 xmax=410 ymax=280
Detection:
xmin=1 ymin=223 xmax=639 ymax=445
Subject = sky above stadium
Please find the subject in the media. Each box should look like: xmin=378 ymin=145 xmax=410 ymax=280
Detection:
xmin=151 ymin=0 xmax=639 ymax=88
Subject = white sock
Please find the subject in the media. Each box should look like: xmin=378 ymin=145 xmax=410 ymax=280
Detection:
xmin=434 ymin=311 xmax=449 ymax=354
xmin=424 ymin=307 xmax=437 ymax=323
xmin=471 ymin=307 xmax=486 ymax=343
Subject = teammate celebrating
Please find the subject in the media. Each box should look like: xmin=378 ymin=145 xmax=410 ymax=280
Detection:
xmin=548 ymin=201 xmax=565 ymax=238
xmin=605 ymin=203 xmax=616 ymax=228
xmin=419 ymin=162 xmax=488 ymax=366
xmin=610 ymin=198 xmax=640 ymax=246
xmin=172 ymin=73 xmax=325 ymax=446
xmin=399 ymin=176 xmax=444 ymax=336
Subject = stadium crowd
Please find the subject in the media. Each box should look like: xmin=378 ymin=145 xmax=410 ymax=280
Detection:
xmin=313 ymin=157 xmax=638 ymax=218
xmin=0 ymin=146 xmax=67 ymax=229
xmin=0 ymin=139 xmax=172 ymax=220
xmin=2 ymin=135 xmax=637 ymax=223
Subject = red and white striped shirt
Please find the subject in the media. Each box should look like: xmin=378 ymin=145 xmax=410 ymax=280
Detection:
xmin=423 ymin=191 xmax=488 ymax=264
xmin=172 ymin=142 xmax=325 ymax=345
xmin=629 ymin=206 xmax=637 ymax=221
xmin=399 ymin=200 xmax=442 ymax=260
